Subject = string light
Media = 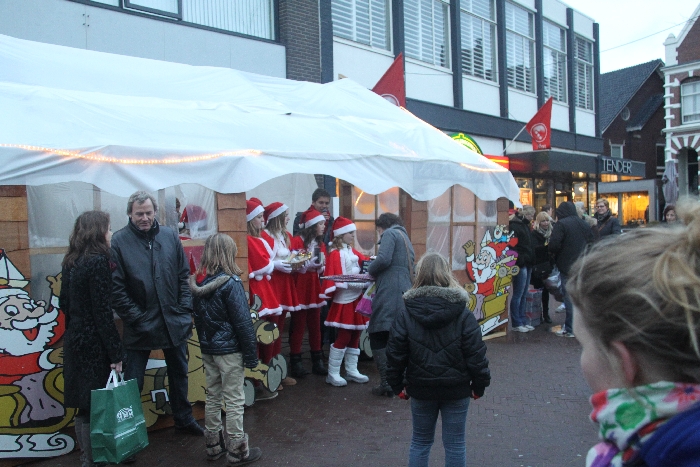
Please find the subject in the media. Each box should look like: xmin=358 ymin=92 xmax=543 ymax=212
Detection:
xmin=0 ymin=144 xmax=261 ymax=164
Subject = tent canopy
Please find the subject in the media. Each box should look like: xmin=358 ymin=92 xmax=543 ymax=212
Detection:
xmin=0 ymin=34 xmax=518 ymax=202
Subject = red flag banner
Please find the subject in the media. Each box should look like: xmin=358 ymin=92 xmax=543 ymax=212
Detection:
xmin=525 ymin=97 xmax=553 ymax=150
xmin=372 ymin=53 xmax=405 ymax=107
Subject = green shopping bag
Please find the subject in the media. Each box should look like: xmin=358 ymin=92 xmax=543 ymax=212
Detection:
xmin=90 ymin=370 xmax=149 ymax=463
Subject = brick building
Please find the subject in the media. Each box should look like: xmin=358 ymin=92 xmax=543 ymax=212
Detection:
xmin=663 ymin=3 xmax=700 ymax=196
xmin=597 ymin=60 xmax=665 ymax=223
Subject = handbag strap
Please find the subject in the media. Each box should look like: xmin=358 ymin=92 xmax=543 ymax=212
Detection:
xmin=398 ymin=231 xmax=414 ymax=276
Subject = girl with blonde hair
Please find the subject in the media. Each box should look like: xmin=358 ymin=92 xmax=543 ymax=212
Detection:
xmin=386 ymin=252 xmax=490 ymax=467
xmin=568 ymin=198 xmax=700 ymax=466
xmin=531 ymin=211 xmax=553 ymax=323
xmin=190 ymin=233 xmax=261 ymax=465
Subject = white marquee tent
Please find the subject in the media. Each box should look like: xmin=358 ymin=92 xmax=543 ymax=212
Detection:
xmin=0 ymin=33 xmax=518 ymax=202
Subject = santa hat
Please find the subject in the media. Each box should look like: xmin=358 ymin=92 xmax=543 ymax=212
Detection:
xmin=480 ymin=245 xmax=498 ymax=261
xmin=263 ymin=202 xmax=288 ymax=224
xmin=299 ymin=207 xmax=325 ymax=229
xmin=246 ymin=198 xmax=264 ymax=222
xmin=179 ymin=204 xmax=208 ymax=230
xmin=332 ymin=217 xmax=356 ymax=240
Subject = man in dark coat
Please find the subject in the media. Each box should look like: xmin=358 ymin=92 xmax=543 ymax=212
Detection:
xmin=508 ymin=201 xmax=534 ymax=332
xmin=593 ymin=199 xmax=622 ymax=238
xmin=548 ymin=201 xmax=594 ymax=337
xmin=111 ymin=191 xmax=203 ymax=435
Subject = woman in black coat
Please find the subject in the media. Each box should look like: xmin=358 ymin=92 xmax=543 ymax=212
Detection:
xmin=61 ymin=211 xmax=124 ymax=467
xmin=386 ymin=252 xmax=490 ymax=467
xmin=530 ymin=212 xmax=553 ymax=323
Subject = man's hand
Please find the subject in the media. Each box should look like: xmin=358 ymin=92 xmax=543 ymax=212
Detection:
xmin=111 ymin=361 xmax=123 ymax=373
xmin=462 ymin=241 xmax=475 ymax=257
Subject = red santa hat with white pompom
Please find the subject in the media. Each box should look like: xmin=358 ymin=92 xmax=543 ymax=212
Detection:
xmin=246 ymin=198 xmax=265 ymax=222
xmin=299 ymin=207 xmax=326 ymax=229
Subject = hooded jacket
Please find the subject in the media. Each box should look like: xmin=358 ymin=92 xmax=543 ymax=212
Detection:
xmin=385 ymin=286 xmax=490 ymax=401
xmin=189 ymin=273 xmax=258 ymax=367
xmin=548 ymin=202 xmax=594 ymax=276
xmin=634 ymin=400 xmax=700 ymax=467
xmin=111 ymin=219 xmax=192 ymax=350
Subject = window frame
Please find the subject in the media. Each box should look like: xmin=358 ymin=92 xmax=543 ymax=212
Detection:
xmin=331 ymin=0 xmax=392 ymax=51
xmin=574 ymin=36 xmax=594 ymax=111
xmin=610 ymin=144 xmax=623 ymax=159
xmin=681 ymin=80 xmax=700 ymax=124
xmin=404 ymin=0 xmax=451 ymax=68
xmin=504 ymin=2 xmax=535 ymax=93
xmin=460 ymin=0 xmax=497 ymax=82
xmin=124 ymin=0 xmax=182 ymax=20
xmin=542 ymin=20 xmax=567 ymax=103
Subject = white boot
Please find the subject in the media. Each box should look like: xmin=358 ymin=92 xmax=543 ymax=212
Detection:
xmin=344 ymin=347 xmax=369 ymax=383
xmin=325 ymin=345 xmax=347 ymax=387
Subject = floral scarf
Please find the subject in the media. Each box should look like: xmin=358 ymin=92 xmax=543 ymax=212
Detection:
xmin=587 ymin=382 xmax=700 ymax=467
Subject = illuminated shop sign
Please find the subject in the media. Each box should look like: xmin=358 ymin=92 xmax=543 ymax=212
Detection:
xmin=600 ymin=157 xmax=632 ymax=174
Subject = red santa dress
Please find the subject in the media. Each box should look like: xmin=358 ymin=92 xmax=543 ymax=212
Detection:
xmin=290 ymin=236 xmax=327 ymax=310
xmin=266 ymin=230 xmax=302 ymax=312
xmin=322 ymin=244 xmax=370 ymax=330
xmin=247 ymin=231 xmax=282 ymax=317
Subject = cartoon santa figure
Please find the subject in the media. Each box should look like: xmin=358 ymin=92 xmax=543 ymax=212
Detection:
xmin=464 ymin=241 xmax=499 ymax=297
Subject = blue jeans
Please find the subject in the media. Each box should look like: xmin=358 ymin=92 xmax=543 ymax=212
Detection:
xmin=510 ymin=266 xmax=529 ymax=327
xmin=561 ymin=274 xmax=574 ymax=334
xmin=409 ymin=398 xmax=470 ymax=467
xmin=125 ymin=342 xmax=195 ymax=426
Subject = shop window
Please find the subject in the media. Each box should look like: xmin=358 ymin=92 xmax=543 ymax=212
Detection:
xmin=516 ymin=177 xmax=533 ymax=206
xmin=332 ymin=0 xmax=391 ymax=50
xmin=621 ymin=192 xmax=649 ymax=227
xmin=350 ymin=186 xmax=399 ymax=256
xmin=461 ymin=0 xmax=497 ymax=82
xmin=610 ymin=144 xmax=623 ymax=158
xmin=505 ymin=2 xmax=535 ymax=93
xmin=681 ymin=80 xmax=700 ymax=124
xmin=426 ymin=186 xmax=496 ymax=272
xmin=534 ymin=178 xmax=552 ymax=212
xmin=574 ymin=36 xmax=594 ymax=110
xmin=542 ymin=21 xmax=567 ymax=103
xmin=573 ymin=181 xmax=588 ymax=211
xmin=405 ymin=0 xmax=450 ymax=67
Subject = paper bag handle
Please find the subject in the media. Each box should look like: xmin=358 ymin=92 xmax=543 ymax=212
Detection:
xmin=105 ymin=369 xmax=126 ymax=389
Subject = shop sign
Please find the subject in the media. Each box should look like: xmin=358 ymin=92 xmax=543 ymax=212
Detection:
xmin=450 ymin=133 xmax=483 ymax=155
xmin=601 ymin=158 xmax=632 ymax=174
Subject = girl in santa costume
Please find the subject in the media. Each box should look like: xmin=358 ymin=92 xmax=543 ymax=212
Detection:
xmin=247 ymin=198 xmax=282 ymax=316
xmin=288 ymin=207 xmax=328 ymax=378
xmin=263 ymin=201 xmax=301 ymax=387
xmin=321 ymin=217 xmax=371 ymax=387
xmin=567 ymin=199 xmax=700 ymax=467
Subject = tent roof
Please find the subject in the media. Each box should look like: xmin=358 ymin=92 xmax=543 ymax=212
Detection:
xmin=0 ymin=34 xmax=518 ymax=202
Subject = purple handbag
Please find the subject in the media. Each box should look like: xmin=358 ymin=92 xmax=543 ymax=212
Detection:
xmin=355 ymin=283 xmax=376 ymax=316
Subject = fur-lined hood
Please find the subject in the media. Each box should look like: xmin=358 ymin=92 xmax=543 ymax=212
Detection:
xmin=189 ymin=273 xmax=232 ymax=297
xmin=403 ymin=286 xmax=470 ymax=329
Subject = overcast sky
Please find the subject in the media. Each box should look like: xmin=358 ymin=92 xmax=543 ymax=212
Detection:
xmin=564 ymin=0 xmax=698 ymax=73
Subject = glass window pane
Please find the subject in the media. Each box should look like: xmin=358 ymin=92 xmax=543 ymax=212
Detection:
xmin=427 ymin=224 xmax=450 ymax=258
xmin=453 ymin=185 xmax=475 ymax=222
xmin=477 ymin=198 xmax=497 ymax=223
xmin=28 ymin=183 xmax=95 ymax=248
xmin=377 ymin=187 xmax=399 ymax=215
xmin=128 ymin=0 xmax=178 ymax=14
xmin=428 ymin=188 xmax=451 ymax=223
xmin=352 ymin=187 xmax=376 ymax=220
xmin=354 ymin=221 xmax=377 ymax=256
xmin=451 ymin=225 xmax=474 ymax=271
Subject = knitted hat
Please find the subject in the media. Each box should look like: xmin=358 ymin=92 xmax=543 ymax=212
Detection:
xmin=246 ymin=198 xmax=264 ymax=222
xmin=299 ymin=207 xmax=325 ymax=229
xmin=263 ymin=202 xmax=288 ymax=224
xmin=332 ymin=217 xmax=356 ymax=238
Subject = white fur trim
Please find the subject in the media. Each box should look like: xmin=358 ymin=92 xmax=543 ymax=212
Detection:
xmin=297 ymin=300 xmax=327 ymax=310
xmin=258 ymin=306 xmax=283 ymax=317
xmin=246 ymin=205 xmax=264 ymax=222
xmin=249 ymin=260 xmax=274 ymax=280
xmin=323 ymin=321 xmax=369 ymax=330
xmin=268 ymin=204 xmax=288 ymax=220
xmin=323 ymin=286 xmax=336 ymax=296
xmin=304 ymin=214 xmax=326 ymax=228
xmin=333 ymin=223 xmax=356 ymax=236
xmin=39 ymin=349 xmax=55 ymax=370
xmin=280 ymin=304 xmax=303 ymax=311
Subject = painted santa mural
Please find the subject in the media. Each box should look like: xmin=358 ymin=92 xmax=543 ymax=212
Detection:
xmin=463 ymin=226 xmax=520 ymax=335
xmin=0 ymin=249 xmax=75 ymax=458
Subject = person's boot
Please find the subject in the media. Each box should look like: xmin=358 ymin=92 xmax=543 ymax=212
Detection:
xmin=310 ymin=350 xmax=327 ymax=376
xmin=370 ymin=348 xmax=394 ymax=396
xmin=205 ymin=429 xmax=226 ymax=461
xmin=325 ymin=344 xmax=347 ymax=387
xmin=343 ymin=347 xmax=369 ymax=383
xmin=226 ymin=433 xmax=262 ymax=465
xmin=289 ymin=353 xmax=309 ymax=378
xmin=543 ymin=309 xmax=552 ymax=323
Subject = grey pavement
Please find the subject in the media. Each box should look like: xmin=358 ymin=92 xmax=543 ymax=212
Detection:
xmin=28 ymin=309 xmax=598 ymax=467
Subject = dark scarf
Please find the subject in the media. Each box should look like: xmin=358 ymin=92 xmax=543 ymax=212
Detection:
xmin=594 ymin=209 xmax=612 ymax=225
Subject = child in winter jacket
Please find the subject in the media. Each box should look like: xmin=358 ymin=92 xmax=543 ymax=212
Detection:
xmin=567 ymin=199 xmax=700 ymax=467
xmin=189 ymin=233 xmax=261 ymax=465
xmin=386 ymin=252 xmax=490 ymax=467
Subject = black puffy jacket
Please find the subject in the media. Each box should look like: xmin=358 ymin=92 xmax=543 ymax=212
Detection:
xmin=386 ymin=286 xmax=491 ymax=400
xmin=549 ymin=202 xmax=595 ymax=275
xmin=509 ymin=214 xmax=534 ymax=267
xmin=111 ymin=220 xmax=192 ymax=350
xmin=189 ymin=273 xmax=258 ymax=368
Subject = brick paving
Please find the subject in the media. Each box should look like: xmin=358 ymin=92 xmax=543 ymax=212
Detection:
xmin=27 ymin=310 xmax=598 ymax=467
